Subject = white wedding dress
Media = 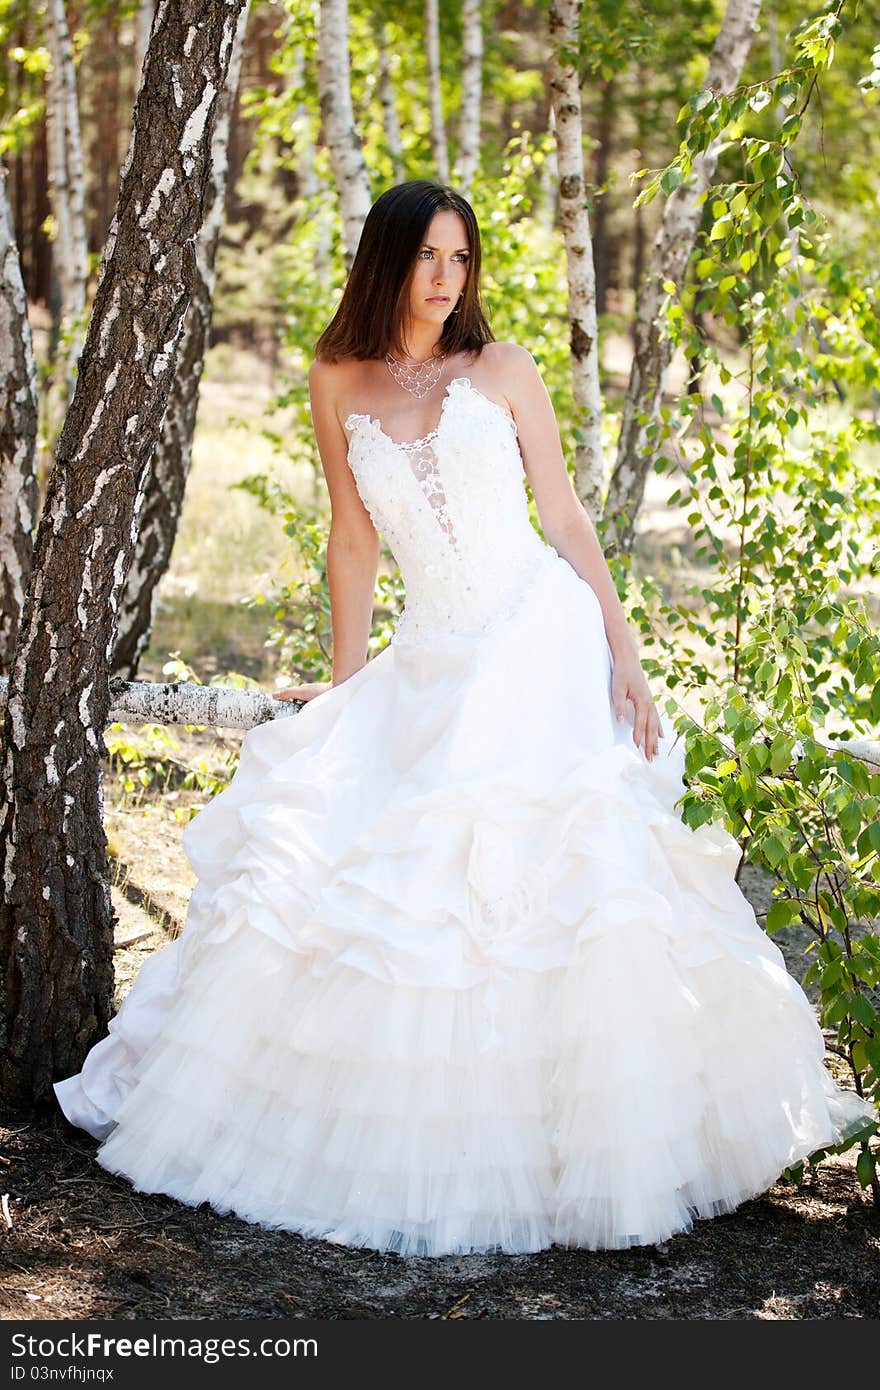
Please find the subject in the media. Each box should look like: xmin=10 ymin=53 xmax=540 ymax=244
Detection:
xmin=54 ymin=375 xmax=876 ymax=1256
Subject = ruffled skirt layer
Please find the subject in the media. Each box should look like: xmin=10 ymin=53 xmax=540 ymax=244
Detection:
xmin=54 ymin=550 xmax=876 ymax=1255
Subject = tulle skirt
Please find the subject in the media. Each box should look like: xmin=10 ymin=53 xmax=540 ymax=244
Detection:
xmin=54 ymin=548 xmax=877 ymax=1255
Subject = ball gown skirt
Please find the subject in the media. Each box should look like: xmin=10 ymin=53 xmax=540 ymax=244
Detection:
xmin=54 ymin=376 xmax=876 ymax=1256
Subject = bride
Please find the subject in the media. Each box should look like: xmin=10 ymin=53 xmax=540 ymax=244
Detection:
xmin=54 ymin=179 xmax=876 ymax=1258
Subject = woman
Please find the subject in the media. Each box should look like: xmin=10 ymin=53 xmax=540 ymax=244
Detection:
xmin=55 ymin=180 xmax=875 ymax=1258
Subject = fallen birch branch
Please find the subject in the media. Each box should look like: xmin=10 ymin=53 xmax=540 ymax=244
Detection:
xmin=0 ymin=675 xmax=299 ymax=730
xmin=0 ymin=676 xmax=878 ymax=769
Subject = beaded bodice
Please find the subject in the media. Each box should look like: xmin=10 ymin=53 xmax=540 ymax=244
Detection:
xmin=345 ymin=376 xmax=554 ymax=646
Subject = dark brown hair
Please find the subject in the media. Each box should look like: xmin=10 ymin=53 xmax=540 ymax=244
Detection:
xmin=314 ymin=180 xmax=495 ymax=363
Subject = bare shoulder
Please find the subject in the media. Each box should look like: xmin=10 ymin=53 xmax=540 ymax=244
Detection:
xmin=474 ymin=341 xmax=544 ymax=420
xmin=308 ymin=357 xmax=367 ymax=432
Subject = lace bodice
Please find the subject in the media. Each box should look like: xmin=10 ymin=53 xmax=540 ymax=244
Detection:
xmin=345 ymin=376 xmax=555 ymax=646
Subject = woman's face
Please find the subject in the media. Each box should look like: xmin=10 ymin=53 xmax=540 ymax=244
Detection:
xmin=407 ymin=208 xmax=470 ymax=332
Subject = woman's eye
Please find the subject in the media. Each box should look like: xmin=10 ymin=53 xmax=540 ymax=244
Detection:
xmin=419 ymin=250 xmax=469 ymax=261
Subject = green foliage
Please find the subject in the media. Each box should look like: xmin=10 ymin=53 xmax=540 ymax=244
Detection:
xmin=615 ymin=0 xmax=880 ymax=1195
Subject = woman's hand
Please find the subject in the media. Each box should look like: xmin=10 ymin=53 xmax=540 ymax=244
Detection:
xmin=273 ymin=681 xmax=333 ymax=704
xmin=610 ymin=648 xmax=663 ymax=762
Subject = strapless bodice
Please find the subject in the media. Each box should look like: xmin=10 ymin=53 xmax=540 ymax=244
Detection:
xmin=345 ymin=376 xmax=556 ymax=646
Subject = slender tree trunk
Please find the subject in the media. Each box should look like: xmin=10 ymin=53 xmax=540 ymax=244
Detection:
xmin=547 ymin=0 xmax=604 ymax=518
xmin=592 ymin=75 xmax=614 ymax=315
xmin=134 ymin=0 xmax=154 ymax=78
xmin=425 ymin=0 xmax=449 ymax=183
xmin=373 ymin=14 xmax=404 ymax=182
xmin=456 ymin=0 xmax=483 ymax=197
xmin=317 ymin=0 xmax=371 ymax=266
xmin=603 ymin=0 xmax=763 ymax=554
xmin=538 ymin=96 xmax=559 ymax=232
xmin=0 ymin=0 xmax=249 ymax=1116
xmin=112 ymin=1 xmax=252 ymax=680
xmin=43 ymin=0 xmax=89 ymax=418
xmin=86 ymin=6 xmax=121 ymax=248
xmin=0 ymin=168 xmax=39 ymax=674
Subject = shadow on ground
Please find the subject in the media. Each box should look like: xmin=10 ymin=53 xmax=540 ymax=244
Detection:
xmin=1 ymin=1110 xmax=877 ymax=1321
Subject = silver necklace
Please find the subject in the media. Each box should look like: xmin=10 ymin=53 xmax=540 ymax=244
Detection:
xmin=385 ymin=350 xmax=447 ymax=399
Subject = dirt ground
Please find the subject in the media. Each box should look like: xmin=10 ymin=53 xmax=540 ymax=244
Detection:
xmin=1 ymin=760 xmax=878 ymax=1322
xmin=1 ymin=1111 xmax=877 ymax=1321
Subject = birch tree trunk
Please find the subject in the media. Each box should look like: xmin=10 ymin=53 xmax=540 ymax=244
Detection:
xmin=538 ymin=97 xmax=559 ymax=232
xmin=0 ymin=0 xmax=249 ymax=1115
xmin=425 ymin=0 xmax=449 ymax=184
xmin=456 ymin=0 xmax=483 ymax=197
xmin=44 ymin=0 xmax=89 ymax=419
xmin=112 ymin=1 xmax=251 ymax=680
xmin=592 ymin=75 xmax=615 ymax=316
xmin=547 ymin=0 xmax=604 ymax=518
xmin=134 ymin=0 xmax=154 ymax=78
xmin=603 ymin=0 xmax=763 ymax=555
xmin=0 ymin=167 xmax=39 ymax=674
xmin=373 ymin=13 xmax=403 ymax=182
xmin=317 ymin=0 xmax=372 ymax=267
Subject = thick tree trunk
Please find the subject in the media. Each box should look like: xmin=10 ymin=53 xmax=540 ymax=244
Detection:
xmin=425 ymin=0 xmax=449 ymax=184
xmin=547 ymin=0 xmax=604 ymax=518
xmin=456 ymin=0 xmax=483 ymax=197
xmin=317 ymin=0 xmax=372 ymax=266
xmin=0 ymin=0 xmax=249 ymax=1116
xmin=112 ymin=1 xmax=251 ymax=680
xmin=44 ymin=0 xmax=89 ymax=417
xmin=0 ymin=168 xmax=39 ymax=674
xmin=603 ymin=0 xmax=763 ymax=554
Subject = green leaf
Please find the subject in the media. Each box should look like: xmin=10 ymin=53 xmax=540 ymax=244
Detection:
xmin=856 ymin=1149 xmax=877 ymax=1189
xmin=763 ymin=834 xmax=786 ymax=867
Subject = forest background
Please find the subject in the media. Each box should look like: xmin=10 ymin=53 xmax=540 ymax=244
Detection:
xmin=0 ymin=0 xmax=878 ymax=1319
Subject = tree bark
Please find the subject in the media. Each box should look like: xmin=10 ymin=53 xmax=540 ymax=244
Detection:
xmin=134 ymin=0 xmax=155 ymax=78
xmin=547 ymin=0 xmax=604 ymax=518
xmin=112 ymin=1 xmax=252 ymax=680
xmin=0 ymin=0 xmax=249 ymax=1116
xmin=425 ymin=0 xmax=449 ymax=184
xmin=372 ymin=12 xmax=404 ymax=182
xmin=0 ymin=167 xmax=39 ymax=674
xmin=317 ymin=0 xmax=371 ymax=267
xmin=44 ymin=0 xmax=89 ymax=417
xmin=456 ymin=0 xmax=483 ymax=197
xmin=592 ymin=75 xmax=615 ymax=316
xmin=603 ymin=0 xmax=763 ymax=555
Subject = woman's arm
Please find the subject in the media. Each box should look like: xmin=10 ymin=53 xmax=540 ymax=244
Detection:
xmin=276 ymin=360 xmax=380 ymax=700
xmin=502 ymin=343 xmax=663 ymax=762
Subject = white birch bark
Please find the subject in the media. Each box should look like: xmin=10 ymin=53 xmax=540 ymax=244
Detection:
xmin=547 ymin=0 xmax=604 ymax=518
xmin=456 ymin=0 xmax=483 ymax=197
xmin=425 ymin=0 xmax=449 ymax=183
xmin=44 ymin=0 xmax=89 ymax=412
xmin=373 ymin=15 xmax=404 ymax=182
xmin=0 ymin=167 xmax=39 ymax=672
xmin=603 ymin=0 xmax=763 ymax=553
xmin=317 ymin=0 xmax=371 ymax=266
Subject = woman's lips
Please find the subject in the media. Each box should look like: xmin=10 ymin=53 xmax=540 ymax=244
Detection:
xmin=426 ymin=296 xmax=450 ymax=303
